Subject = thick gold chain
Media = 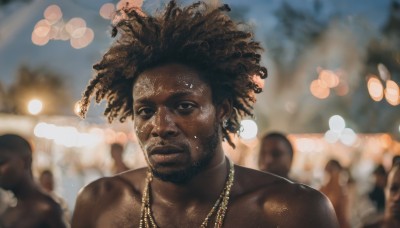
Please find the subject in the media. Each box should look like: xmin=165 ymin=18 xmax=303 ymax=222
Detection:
xmin=139 ymin=159 xmax=235 ymax=228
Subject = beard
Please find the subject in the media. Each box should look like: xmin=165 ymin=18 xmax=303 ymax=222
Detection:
xmin=150 ymin=124 xmax=220 ymax=185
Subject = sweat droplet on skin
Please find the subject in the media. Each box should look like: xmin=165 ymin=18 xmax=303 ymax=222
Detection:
xmin=194 ymin=136 xmax=197 ymax=139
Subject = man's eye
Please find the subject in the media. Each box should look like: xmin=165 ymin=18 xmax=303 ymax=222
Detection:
xmin=176 ymin=102 xmax=195 ymax=111
xmin=136 ymin=107 xmax=154 ymax=117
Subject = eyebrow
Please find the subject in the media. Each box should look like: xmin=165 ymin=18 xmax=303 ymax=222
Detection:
xmin=133 ymin=90 xmax=196 ymax=104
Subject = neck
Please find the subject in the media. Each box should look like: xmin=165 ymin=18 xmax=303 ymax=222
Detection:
xmin=12 ymin=176 xmax=40 ymax=200
xmin=151 ymin=150 xmax=229 ymax=205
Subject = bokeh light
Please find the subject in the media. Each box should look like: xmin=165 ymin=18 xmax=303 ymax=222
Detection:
xmin=385 ymin=80 xmax=400 ymax=106
xmin=100 ymin=3 xmax=115 ymax=20
xmin=65 ymin=17 xmax=86 ymax=36
xmin=32 ymin=5 xmax=94 ymax=48
xmin=324 ymin=130 xmax=340 ymax=143
xmin=319 ymin=69 xmax=339 ymax=88
xmin=378 ymin=63 xmax=391 ymax=81
xmin=367 ymin=77 xmax=384 ymax=101
xmin=34 ymin=122 xmax=103 ymax=148
xmin=70 ymin=27 xmax=94 ymax=49
xmin=340 ymin=128 xmax=357 ymax=146
xmin=43 ymin=4 xmax=62 ymax=24
xmin=28 ymin=99 xmax=43 ymax=115
xmin=310 ymin=79 xmax=330 ymax=99
xmin=329 ymin=115 xmax=345 ymax=133
xmin=33 ymin=19 xmax=51 ymax=38
xmin=239 ymin=119 xmax=258 ymax=140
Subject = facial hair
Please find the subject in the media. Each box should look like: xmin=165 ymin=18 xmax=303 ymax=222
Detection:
xmin=150 ymin=123 xmax=220 ymax=185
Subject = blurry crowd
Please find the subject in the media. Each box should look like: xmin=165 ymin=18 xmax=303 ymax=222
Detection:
xmin=1 ymin=132 xmax=399 ymax=227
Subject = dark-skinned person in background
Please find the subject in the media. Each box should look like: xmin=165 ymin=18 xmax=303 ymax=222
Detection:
xmin=258 ymin=132 xmax=294 ymax=181
xmin=0 ymin=134 xmax=68 ymax=228
xmin=364 ymin=161 xmax=400 ymax=228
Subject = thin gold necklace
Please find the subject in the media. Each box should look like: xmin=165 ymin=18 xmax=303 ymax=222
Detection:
xmin=139 ymin=159 xmax=235 ymax=228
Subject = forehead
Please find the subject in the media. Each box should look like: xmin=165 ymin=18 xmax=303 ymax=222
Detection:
xmin=132 ymin=63 xmax=210 ymax=98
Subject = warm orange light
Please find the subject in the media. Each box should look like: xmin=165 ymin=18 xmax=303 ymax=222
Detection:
xmin=385 ymin=80 xmax=400 ymax=106
xmin=310 ymin=79 xmax=330 ymax=99
xmin=33 ymin=19 xmax=51 ymax=38
xmin=380 ymin=134 xmax=392 ymax=149
xmin=367 ymin=77 xmax=384 ymax=101
xmin=100 ymin=3 xmax=116 ymax=20
xmin=65 ymin=17 xmax=86 ymax=36
xmin=44 ymin=4 xmax=62 ymax=24
xmin=70 ymin=28 xmax=94 ymax=49
xmin=319 ymin=69 xmax=339 ymax=88
xmin=32 ymin=32 xmax=50 ymax=46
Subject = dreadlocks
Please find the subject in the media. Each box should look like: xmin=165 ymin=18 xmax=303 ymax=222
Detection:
xmin=79 ymin=0 xmax=267 ymax=147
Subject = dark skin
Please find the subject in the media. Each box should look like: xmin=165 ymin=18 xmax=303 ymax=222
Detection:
xmin=258 ymin=137 xmax=292 ymax=179
xmin=110 ymin=144 xmax=129 ymax=174
xmin=364 ymin=165 xmax=400 ymax=228
xmin=72 ymin=63 xmax=339 ymax=227
xmin=0 ymin=148 xmax=68 ymax=228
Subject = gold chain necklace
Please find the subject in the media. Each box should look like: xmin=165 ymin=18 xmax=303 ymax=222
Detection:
xmin=139 ymin=159 xmax=235 ymax=228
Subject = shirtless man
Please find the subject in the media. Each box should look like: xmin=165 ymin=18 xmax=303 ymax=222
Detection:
xmin=72 ymin=1 xmax=339 ymax=227
xmin=0 ymin=134 xmax=68 ymax=228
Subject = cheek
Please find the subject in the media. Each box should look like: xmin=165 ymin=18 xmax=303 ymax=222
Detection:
xmin=134 ymin=120 xmax=150 ymax=143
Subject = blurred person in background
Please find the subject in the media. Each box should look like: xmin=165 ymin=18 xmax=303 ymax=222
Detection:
xmin=110 ymin=142 xmax=130 ymax=174
xmin=71 ymin=1 xmax=339 ymax=227
xmin=392 ymin=155 xmax=400 ymax=167
xmin=363 ymin=161 xmax=400 ymax=228
xmin=0 ymin=134 xmax=68 ymax=228
xmin=39 ymin=169 xmax=71 ymax=222
xmin=320 ymin=159 xmax=350 ymax=228
xmin=258 ymin=132 xmax=294 ymax=180
xmin=368 ymin=164 xmax=387 ymax=214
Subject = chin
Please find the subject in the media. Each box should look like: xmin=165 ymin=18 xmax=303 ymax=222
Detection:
xmin=152 ymin=166 xmax=199 ymax=184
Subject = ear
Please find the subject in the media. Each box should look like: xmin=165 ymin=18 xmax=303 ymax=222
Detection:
xmin=216 ymin=98 xmax=232 ymax=123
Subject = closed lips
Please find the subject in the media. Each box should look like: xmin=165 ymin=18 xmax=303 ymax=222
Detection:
xmin=149 ymin=145 xmax=183 ymax=155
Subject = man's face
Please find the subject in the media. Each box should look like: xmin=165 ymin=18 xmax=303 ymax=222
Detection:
xmin=0 ymin=150 xmax=24 ymax=190
xmin=258 ymin=137 xmax=292 ymax=178
xmin=132 ymin=63 xmax=222 ymax=184
xmin=386 ymin=166 xmax=400 ymax=220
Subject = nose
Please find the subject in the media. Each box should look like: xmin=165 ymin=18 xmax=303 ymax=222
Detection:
xmin=150 ymin=107 xmax=178 ymax=138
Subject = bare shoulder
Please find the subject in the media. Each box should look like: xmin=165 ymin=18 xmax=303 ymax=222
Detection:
xmin=26 ymin=192 xmax=69 ymax=228
xmin=233 ymin=165 xmax=339 ymax=228
xmin=72 ymin=167 xmax=147 ymax=227
xmin=76 ymin=167 xmax=146 ymax=200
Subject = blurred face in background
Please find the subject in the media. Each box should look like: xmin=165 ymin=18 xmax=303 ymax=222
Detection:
xmin=39 ymin=172 xmax=54 ymax=192
xmin=258 ymin=137 xmax=292 ymax=178
xmin=0 ymin=150 xmax=25 ymax=190
xmin=386 ymin=165 xmax=400 ymax=221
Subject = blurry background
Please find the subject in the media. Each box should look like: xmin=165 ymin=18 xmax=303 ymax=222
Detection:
xmin=0 ymin=0 xmax=399 ymax=226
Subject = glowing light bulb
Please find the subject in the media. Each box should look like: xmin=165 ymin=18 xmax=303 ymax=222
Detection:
xmin=28 ymin=99 xmax=43 ymax=115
